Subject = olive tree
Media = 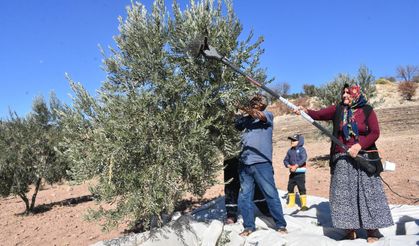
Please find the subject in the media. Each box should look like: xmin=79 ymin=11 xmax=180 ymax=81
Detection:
xmin=59 ymin=0 xmax=269 ymax=230
xmin=0 ymin=94 xmax=68 ymax=213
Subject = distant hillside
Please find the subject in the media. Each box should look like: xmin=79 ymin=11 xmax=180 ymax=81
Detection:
xmin=373 ymin=82 xmax=419 ymax=109
xmin=268 ymin=82 xmax=419 ymax=117
xmin=273 ymin=105 xmax=419 ymax=144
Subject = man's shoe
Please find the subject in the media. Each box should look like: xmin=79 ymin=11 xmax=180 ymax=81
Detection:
xmin=239 ymin=229 xmax=253 ymax=237
xmin=277 ymin=227 xmax=288 ymax=235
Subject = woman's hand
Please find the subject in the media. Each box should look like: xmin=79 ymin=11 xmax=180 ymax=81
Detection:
xmin=348 ymin=143 xmax=362 ymax=158
xmin=293 ymin=106 xmax=308 ymax=115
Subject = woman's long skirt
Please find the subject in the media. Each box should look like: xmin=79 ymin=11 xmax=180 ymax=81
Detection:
xmin=329 ymin=153 xmax=394 ymax=229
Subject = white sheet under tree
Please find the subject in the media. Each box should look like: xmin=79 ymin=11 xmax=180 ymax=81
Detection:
xmin=93 ymin=190 xmax=419 ymax=246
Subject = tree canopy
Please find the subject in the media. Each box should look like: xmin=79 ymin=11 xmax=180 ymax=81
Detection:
xmin=59 ymin=0 xmax=269 ymax=230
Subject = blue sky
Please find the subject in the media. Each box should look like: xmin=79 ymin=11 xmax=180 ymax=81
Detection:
xmin=1 ymin=0 xmax=418 ymax=119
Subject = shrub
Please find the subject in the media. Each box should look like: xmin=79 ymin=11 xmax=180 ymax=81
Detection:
xmin=398 ymin=81 xmax=418 ymax=100
xmin=375 ymin=78 xmax=392 ymax=85
xmin=386 ymin=76 xmax=397 ymax=83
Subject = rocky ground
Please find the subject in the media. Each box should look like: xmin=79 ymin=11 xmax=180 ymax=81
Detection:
xmin=1 ymin=84 xmax=418 ymax=246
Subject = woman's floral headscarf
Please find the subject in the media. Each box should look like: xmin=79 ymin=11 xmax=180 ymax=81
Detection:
xmin=341 ymin=85 xmax=368 ymax=141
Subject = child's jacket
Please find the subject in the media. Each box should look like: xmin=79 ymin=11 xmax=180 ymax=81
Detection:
xmin=283 ymin=135 xmax=307 ymax=173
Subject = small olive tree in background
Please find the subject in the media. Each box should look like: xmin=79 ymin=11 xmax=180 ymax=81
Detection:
xmin=316 ymin=65 xmax=378 ymax=107
xmin=303 ymin=84 xmax=317 ymax=96
xmin=0 ymin=94 xmax=69 ymax=214
xmin=59 ymin=0 xmax=269 ymax=230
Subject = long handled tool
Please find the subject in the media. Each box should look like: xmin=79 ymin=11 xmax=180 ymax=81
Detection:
xmin=188 ymin=37 xmax=378 ymax=173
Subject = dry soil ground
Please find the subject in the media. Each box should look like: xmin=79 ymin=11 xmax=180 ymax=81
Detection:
xmin=1 ymin=84 xmax=418 ymax=246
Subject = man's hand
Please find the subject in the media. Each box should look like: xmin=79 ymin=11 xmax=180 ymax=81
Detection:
xmin=234 ymin=101 xmax=249 ymax=113
xmin=234 ymin=97 xmax=267 ymax=122
xmin=348 ymin=143 xmax=362 ymax=158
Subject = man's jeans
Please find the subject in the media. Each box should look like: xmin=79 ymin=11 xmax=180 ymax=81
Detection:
xmin=238 ymin=162 xmax=287 ymax=231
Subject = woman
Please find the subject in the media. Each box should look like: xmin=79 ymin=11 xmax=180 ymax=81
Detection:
xmin=297 ymin=84 xmax=393 ymax=243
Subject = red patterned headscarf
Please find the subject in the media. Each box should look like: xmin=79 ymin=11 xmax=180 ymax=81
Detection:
xmin=347 ymin=85 xmax=362 ymax=105
xmin=341 ymin=85 xmax=368 ymax=141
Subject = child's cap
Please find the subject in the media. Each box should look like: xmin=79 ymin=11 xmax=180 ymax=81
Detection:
xmin=288 ymin=134 xmax=299 ymax=141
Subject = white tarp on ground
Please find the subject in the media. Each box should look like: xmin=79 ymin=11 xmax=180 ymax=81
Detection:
xmin=93 ymin=190 xmax=419 ymax=246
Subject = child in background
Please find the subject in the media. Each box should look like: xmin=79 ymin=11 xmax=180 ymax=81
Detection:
xmin=283 ymin=134 xmax=308 ymax=211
